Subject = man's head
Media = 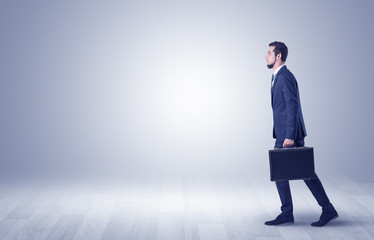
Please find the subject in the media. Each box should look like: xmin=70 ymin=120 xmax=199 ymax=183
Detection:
xmin=265 ymin=41 xmax=288 ymax=69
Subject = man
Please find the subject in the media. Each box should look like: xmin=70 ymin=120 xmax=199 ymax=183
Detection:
xmin=264 ymin=41 xmax=338 ymax=227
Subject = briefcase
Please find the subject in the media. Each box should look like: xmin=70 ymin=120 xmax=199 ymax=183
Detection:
xmin=269 ymin=147 xmax=316 ymax=181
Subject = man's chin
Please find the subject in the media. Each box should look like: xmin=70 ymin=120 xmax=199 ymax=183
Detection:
xmin=267 ymin=64 xmax=274 ymax=69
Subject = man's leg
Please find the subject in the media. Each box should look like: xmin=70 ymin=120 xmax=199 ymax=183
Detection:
xmin=295 ymin=138 xmax=333 ymax=211
xmin=275 ymin=180 xmax=293 ymax=216
xmin=304 ymin=175 xmax=335 ymax=213
xmin=265 ymin=139 xmax=294 ymax=225
xmin=304 ymin=175 xmax=338 ymax=226
xmin=296 ymin=138 xmax=338 ymax=226
xmin=265 ymin=180 xmax=294 ymax=225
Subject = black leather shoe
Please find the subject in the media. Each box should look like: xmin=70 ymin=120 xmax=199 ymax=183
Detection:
xmin=265 ymin=214 xmax=294 ymax=226
xmin=311 ymin=210 xmax=338 ymax=227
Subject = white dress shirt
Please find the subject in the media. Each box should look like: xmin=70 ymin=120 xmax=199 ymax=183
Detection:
xmin=272 ymin=64 xmax=286 ymax=87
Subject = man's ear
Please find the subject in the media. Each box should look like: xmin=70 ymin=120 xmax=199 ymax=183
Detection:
xmin=276 ymin=53 xmax=282 ymax=60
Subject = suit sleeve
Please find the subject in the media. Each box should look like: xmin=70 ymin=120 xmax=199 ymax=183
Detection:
xmin=282 ymin=73 xmax=298 ymax=140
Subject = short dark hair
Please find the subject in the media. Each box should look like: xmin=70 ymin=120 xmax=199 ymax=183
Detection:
xmin=269 ymin=41 xmax=288 ymax=62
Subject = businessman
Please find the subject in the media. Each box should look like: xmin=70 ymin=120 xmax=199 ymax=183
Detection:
xmin=264 ymin=41 xmax=338 ymax=227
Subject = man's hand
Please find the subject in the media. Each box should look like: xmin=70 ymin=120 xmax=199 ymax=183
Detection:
xmin=283 ymin=138 xmax=295 ymax=148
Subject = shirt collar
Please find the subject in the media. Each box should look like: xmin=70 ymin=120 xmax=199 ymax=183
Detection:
xmin=273 ymin=64 xmax=286 ymax=76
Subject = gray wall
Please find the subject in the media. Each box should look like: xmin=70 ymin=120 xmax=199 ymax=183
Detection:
xmin=1 ymin=0 xmax=373 ymax=181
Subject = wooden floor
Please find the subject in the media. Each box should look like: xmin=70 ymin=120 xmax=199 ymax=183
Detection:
xmin=0 ymin=174 xmax=374 ymax=240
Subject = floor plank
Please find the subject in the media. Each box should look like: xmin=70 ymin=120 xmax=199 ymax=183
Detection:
xmin=46 ymin=215 xmax=84 ymax=240
xmin=74 ymin=185 xmax=120 ymax=240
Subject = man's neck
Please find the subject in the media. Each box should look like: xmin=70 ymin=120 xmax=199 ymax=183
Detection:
xmin=272 ymin=61 xmax=285 ymax=72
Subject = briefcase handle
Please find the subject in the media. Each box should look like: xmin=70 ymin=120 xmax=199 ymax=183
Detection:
xmin=274 ymin=146 xmax=310 ymax=150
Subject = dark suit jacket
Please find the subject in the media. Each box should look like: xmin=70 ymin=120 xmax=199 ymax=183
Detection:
xmin=271 ymin=66 xmax=307 ymax=141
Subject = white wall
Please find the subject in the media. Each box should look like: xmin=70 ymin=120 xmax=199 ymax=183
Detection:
xmin=1 ymin=0 xmax=373 ymax=181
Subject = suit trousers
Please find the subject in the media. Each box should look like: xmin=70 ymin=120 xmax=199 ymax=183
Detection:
xmin=274 ymin=139 xmax=335 ymax=216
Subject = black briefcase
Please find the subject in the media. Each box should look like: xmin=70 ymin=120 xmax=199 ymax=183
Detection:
xmin=268 ymin=147 xmax=316 ymax=181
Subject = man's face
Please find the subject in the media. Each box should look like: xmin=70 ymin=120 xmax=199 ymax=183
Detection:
xmin=265 ymin=46 xmax=276 ymax=69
